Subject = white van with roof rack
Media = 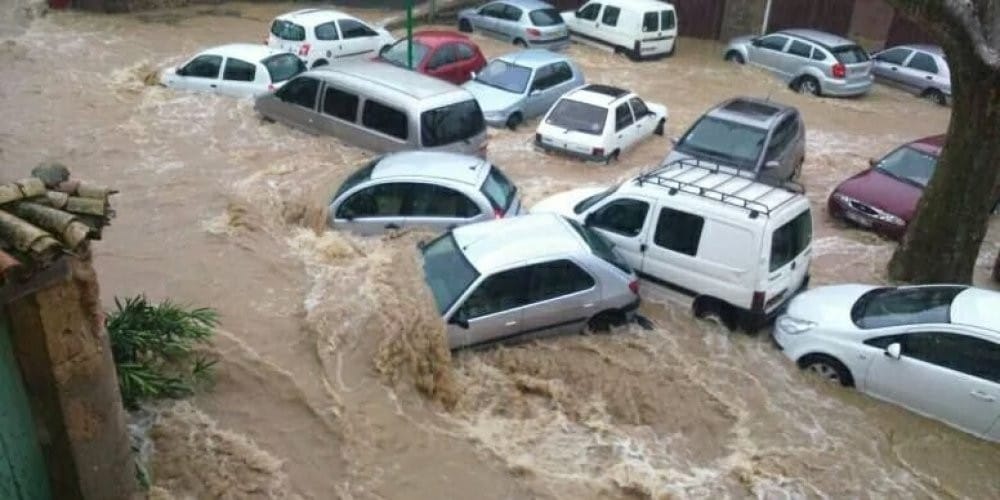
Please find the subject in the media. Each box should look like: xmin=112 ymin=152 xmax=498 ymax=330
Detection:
xmin=268 ymin=8 xmax=396 ymax=69
xmin=532 ymin=159 xmax=813 ymax=332
xmin=562 ymin=0 xmax=678 ymax=60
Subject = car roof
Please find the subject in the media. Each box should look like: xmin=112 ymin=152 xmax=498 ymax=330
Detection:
xmin=897 ymin=44 xmax=944 ymax=55
xmin=311 ymin=60 xmax=468 ymax=101
xmin=453 ymin=213 xmax=587 ymax=273
xmin=908 ymin=134 xmax=945 ymax=155
xmin=950 ymin=287 xmax=1000 ymax=332
xmin=275 ymin=8 xmax=353 ymax=26
xmin=206 ymin=43 xmax=286 ymax=62
xmin=412 ymin=30 xmax=473 ymax=47
xmin=497 ymin=0 xmax=555 ymax=9
xmin=778 ymin=29 xmax=858 ymax=49
xmin=605 ymin=0 xmax=674 ymax=10
xmin=370 ymin=151 xmax=487 ymax=186
xmin=706 ymin=97 xmax=794 ymax=129
xmin=563 ymin=84 xmax=634 ymax=107
xmin=499 ymin=49 xmax=570 ymax=68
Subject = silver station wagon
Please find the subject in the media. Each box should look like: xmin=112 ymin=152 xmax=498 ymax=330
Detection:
xmin=255 ymin=61 xmax=488 ymax=156
xmin=458 ymin=0 xmax=571 ymax=50
xmin=421 ymin=213 xmax=640 ymax=350
xmin=724 ymin=29 xmax=873 ymax=97
xmin=327 ymin=151 xmax=523 ymax=235
xmin=871 ymin=44 xmax=951 ymax=105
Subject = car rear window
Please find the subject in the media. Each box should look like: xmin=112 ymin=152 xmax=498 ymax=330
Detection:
xmin=851 ymin=286 xmax=966 ymax=329
xmin=529 ymin=8 xmax=562 ymax=26
xmin=480 ymin=166 xmax=517 ymax=214
xmin=333 ymin=157 xmax=380 ymax=201
xmin=567 ymin=219 xmax=632 ymax=274
xmin=769 ymin=210 xmax=812 ymax=271
xmin=422 ymin=233 xmax=480 ymax=315
xmin=271 ymin=20 xmax=306 ymax=42
xmin=545 ymin=99 xmax=607 ymax=135
xmin=263 ymin=53 xmax=306 ymax=83
xmin=420 ymin=99 xmax=485 ymax=148
xmin=832 ymin=45 xmax=869 ymax=64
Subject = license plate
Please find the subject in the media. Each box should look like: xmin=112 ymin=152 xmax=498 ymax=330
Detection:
xmin=845 ymin=210 xmax=872 ymax=227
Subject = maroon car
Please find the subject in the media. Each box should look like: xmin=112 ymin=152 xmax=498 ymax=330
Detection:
xmin=828 ymin=135 xmax=943 ymax=239
xmin=375 ymin=31 xmax=487 ymax=85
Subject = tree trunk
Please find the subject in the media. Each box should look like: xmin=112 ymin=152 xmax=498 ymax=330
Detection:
xmin=888 ymin=36 xmax=1000 ymax=283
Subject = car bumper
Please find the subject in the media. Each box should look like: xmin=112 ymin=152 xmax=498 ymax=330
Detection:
xmin=483 ymin=114 xmax=509 ymax=128
xmin=746 ymin=274 xmax=811 ymax=331
xmin=534 ymin=138 xmax=607 ymax=163
xmin=821 ymin=76 xmax=874 ymax=97
xmin=827 ymin=196 xmax=906 ymax=240
xmin=528 ymin=36 xmax=571 ymax=51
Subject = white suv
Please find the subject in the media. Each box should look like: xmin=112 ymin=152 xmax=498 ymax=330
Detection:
xmin=535 ymin=84 xmax=667 ymax=163
xmin=267 ymin=9 xmax=396 ymax=69
xmin=533 ymin=159 xmax=812 ymax=331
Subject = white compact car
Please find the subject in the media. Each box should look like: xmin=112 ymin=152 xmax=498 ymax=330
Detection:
xmin=774 ymin=284 xmax=1000 ymax=442
xmin=160 ymin=44 xmax=306 ymax=98
xmin=535 ymin=84 xmax=667 ymax=163
xmin=267 ymin=8 xmax=396 ymax=69
xmin=562 ymin=0 xmax=678 ymax=60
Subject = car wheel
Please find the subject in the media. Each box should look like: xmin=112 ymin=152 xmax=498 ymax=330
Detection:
xmin=693 ymin=296 xmax=738 ymax=331
xmin=665 ymin=40 xmax=676 ymax=57
xmin=799 ymin=354 xmax=854 ymax=387
xmin=587 ymin=310 xmax=625 ymax=333
xmin=605 ymin=150 xmax=620 ymax=165
xmin=458 ymin=19 xmax=472 ymax=33
xmin=794 ymin=76 xmax=820 ymax=96
xmin=923 ymin=88 xmax=947 ymax=106
xmin=513 ymin=38 xmax=528 ymax=48
xmin=312 ymin=59 xmax=329 ymax=69
xmin=506 ymin=112 xmax=523 ymax=131
xmin=724 ymin=51 xmax=745 ymax=64
xmin=654 ymin=119 xmax=665 ymax=136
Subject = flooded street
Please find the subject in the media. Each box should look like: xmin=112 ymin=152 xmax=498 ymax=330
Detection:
xmin=2 ymin=2 xmax=998 ymax=498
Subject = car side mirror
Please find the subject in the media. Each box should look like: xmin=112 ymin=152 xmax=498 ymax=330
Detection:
xmin=868 ymin=157 xmax=879 ymax=168
xmin=765 ymin=160 xmax=780 ymax=169
xmin=884 ymin=342 xmax=902 ymax=360
xmin=470 ymin=71 xmax=477 ymax=79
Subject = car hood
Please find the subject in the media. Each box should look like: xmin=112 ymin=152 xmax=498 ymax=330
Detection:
xmin=530 ymin=187 xmax=606 ymax=219
xmin=786 ymin=284 xmax=878 ymax=330
xmin=463 ymin=80 xmax=522 ymax=113
xmin=834 ymin=168 xmax=924 ymax=221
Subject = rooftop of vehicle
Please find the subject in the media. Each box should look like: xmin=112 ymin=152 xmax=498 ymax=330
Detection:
xmin=778 ymin=29 xmax=859 ymax=49
xmin=452 ymin=213 xmax=586 ymax=273
xmin=562 ymin=84 xmax=634 ymax=108
xmin=206 ymin=43 xmax=288 ymax=62
xmin=371 ymin=152 xmax=487 ymax=186
xmin=897 ymin=44 xmax=944 ymax=55
xmin=310 ymin=60 xmax=469 ymax=101
xmin=275 ymin=8 xmax=356 ymax=26
xmin=499 ymin=49 xmax=572 ymax=68
xmin=909 ymin=134 xmax=945 ymax=156
xmin=410 ymin=30 xmax=473 ymax=47
xmin=950 ymin=287 xmax=1000 ymax=332
xmin=501 ymin=0 xmax=559 ymax=9
xmin=708 ymin=97 xmax=794 ymax=128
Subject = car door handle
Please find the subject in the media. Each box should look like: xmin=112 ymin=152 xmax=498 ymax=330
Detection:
xmin=505 ymin=321 xmax=518 ymax=327
xmin=582 ymin=303 xmax=595 ymax=309
xmin=970 ymin=390 xmax=996 ymax=402
xmin=210 ymin=84 xmax=217 ymax=88
xmin=925 ymin=75 xmax=933 ymax=80
xmin=385 ymin=223 xmax=400 ymax=229
xmin=890 ymin=67 xmax=898 ymax=71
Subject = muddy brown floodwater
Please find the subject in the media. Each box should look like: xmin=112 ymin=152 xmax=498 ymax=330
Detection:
xmin=2 ymin=2 xmax=999 ymax=499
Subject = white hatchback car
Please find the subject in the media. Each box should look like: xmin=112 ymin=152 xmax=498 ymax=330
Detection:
xmin=535 ymin=84 xmax=667 ymax=163
xmin=774 ymin=284 xmax=1000 ymax=442
xmin=160 ymin=44 xmax=306 ymax=98
xmin=267 ymin=8 xmax=396 ymax=69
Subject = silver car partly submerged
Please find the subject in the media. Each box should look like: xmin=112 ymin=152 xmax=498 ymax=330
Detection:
xmin=871 ymin=44 xmax=951 ymax=106
xmin=421 ymin=213 xmax=640 ymax=350
xmin=458 ymin=0 xmax=571 ymax=50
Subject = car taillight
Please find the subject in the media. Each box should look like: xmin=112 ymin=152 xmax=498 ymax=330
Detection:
xmin=593 ymin=147 xmax=605 ymax=157
xmin=298 ymin=43 xmax=311 ymax=56
xmin=527 ymin=28 xmax=541 ymax=37
xmin=494 ymin=208 xmax=505 ymax=219
xmin=628 ymin=279 xmax=640 ymax=295
xmin=832 ymin=63 xmax=846 ymax=79
xmin=751 ymin=291 xmax=766 ymax=312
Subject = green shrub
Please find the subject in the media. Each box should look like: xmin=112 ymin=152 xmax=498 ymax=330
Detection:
xmin=107 ymin=295 xmax=219 ymax=409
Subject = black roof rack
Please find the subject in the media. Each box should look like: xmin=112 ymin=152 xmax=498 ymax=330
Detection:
xmin=582 ymin=84 xmax=629 ymax=98
xmin=635 ymin=159 xmax=804 ymax=218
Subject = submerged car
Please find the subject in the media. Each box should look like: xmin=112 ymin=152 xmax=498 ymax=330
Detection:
xmin=267 ymin=8 xmax=395 ymax=68
xmin=458 ymin=0 xmax=571 ymax=50
xmin=463 ymin=49 xmax=584 ymax=129
xmin=724 ymin=29 xmax=873 ymax=97
xmin=376 ymin=31 xmax=486 ymax=85
xmin=535 ymin=84 xmax=667 ymax=163
xmin=327 ymin=151 xmax=522 ymax=235
xmin=662 ymin=97 xmax=805 ymax=181
xmin=773 ymin=284 xmax=1000 ymax=442
xmin=871 ymin=44 xmax=951 ymax=106
xmin=160 ymin=44 xmax=305 ymax=98
xmin=421 ymin=213 xmax=640 ymax=350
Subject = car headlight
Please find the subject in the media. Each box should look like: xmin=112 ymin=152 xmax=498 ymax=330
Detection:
xmin=871 ymin=210 xmax=904 ymax=226
xmin=776 ymin=315 xmax=816 ymax=335
xmin=832 ymin=192 xmax=905 ymax=226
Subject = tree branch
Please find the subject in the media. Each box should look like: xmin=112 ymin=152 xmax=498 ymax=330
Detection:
xmin=944 ymin=0 xmax=1000 ymax=68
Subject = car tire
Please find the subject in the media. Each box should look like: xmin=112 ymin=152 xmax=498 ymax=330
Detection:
xmin=799 ymin=354 xmax=854 ymax=387
xmin=312 ymin=59 xmax=329 ymax=69
xmin=665 ymin=40 xmax=676 ymax=57
xmin=605 ymin=150 xmax=620 ymax=165
xmin=724 ymin=51 xmax=745 ymax=64
xmin=506 ymin=113 xmax=523 ymax=131
xmin=693 ymin=296 xmax=738 ymax=331
xmin=923 ymin=88 xmax=947 ymax=106
xmin=654 ymin=119 xmax=665 ymax=136
xmin=794 ymin=76 xmax=821 ymax=96
xmin=459 ymin=19 xmax=472 ymax=33
xmin=513 ymin=38 xmax=528 ymax=48
xmin=587 ymin=310 xmax=625 ymax=333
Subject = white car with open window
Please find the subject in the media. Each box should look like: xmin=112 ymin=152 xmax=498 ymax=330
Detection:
xmin=774 ymin=284 xmax=1000 ymax=442
xmin=534 ymin=84 xmax=667 ymax=163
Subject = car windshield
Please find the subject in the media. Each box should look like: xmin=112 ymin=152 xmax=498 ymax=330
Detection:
xmin=573 ymin=185 xmax=618 ymax=214
xmin=475 ymin=59 xmax=532 ymax=94
xmin=851 ymin=286 xmax=966 ymax=329
xmin=420 ymin=99 xmax=486 ymax=148
xmin=421 ymin=233 xmax=480 ymax=315
xmin=876 ymin=145 xmax=937 ymax=188
xmin=567 ymin=219 xmax=632 ymax=274
xmin=480 ymin=165 xmax=517 ymax=214
xmin=676 ymin=116 xmax=767 ymax=169
xmin=380 ymin=40 xmax=431 ymax=68
xmin=333 ymin=157 xmax=379 ymax=201
xmin=529 ymin=8 xmax=563 ymax=26
xmin=832 ymin=45 xmax=869 ymax=64
xmin=545 ymin=99 xmax=607 ymax=135
xmin=263 ymin=53 xmax=306 ymax=83
xmin=270 ymin=20 xmax=305 ymax=41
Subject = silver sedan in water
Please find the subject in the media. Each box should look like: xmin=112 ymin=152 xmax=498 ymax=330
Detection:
xmin=458 ymin=0 xmax=571 ymax=50
xmin=871 ymin=44 xmax=951 ymax=106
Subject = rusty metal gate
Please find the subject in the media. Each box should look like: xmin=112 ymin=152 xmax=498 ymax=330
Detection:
xmin=671 ymin=0 xmax=726 ymax=39
xmin=767 ymin=0 xmax=856 ymax=36
xmin=0 ymin=313 xmax=51 ymax=499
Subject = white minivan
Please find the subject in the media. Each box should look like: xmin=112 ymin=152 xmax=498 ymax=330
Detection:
xmin=562 ymin=0 xmax=678 ymax=60
xmin=533 ymin=160 xmax=813 ymax=331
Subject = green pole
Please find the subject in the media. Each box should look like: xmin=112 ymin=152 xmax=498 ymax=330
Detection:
xmin=407 ymin=0 xmax=414 ymax=69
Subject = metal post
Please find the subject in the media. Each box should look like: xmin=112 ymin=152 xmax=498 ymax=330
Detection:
xmin=761 ymin=0 xmax=773 ymax=35
xmin=407 ymin=0 xmax=414 ymax=69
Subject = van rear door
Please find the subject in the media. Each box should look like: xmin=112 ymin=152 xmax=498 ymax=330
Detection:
xmin=760 ymin=208 xmax=812 ymax=314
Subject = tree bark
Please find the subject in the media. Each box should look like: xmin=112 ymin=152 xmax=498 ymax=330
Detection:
xmin=886 ymin=0 xmax=1000 ymax=283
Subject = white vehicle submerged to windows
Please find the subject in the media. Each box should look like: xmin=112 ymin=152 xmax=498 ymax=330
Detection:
xmin=160 ymin=44 xmax=306 ymax=98
xmin=774 ymin=284 xmax=1000 ymax=442
xmin=268 ymin=8 xmax=396 ymax=68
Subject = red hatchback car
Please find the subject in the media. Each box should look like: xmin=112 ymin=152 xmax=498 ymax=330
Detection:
xmin=375 ymin=31 xmax=486 ymax=85
xmin=828 ymin=135 xmax=944 ymax=239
